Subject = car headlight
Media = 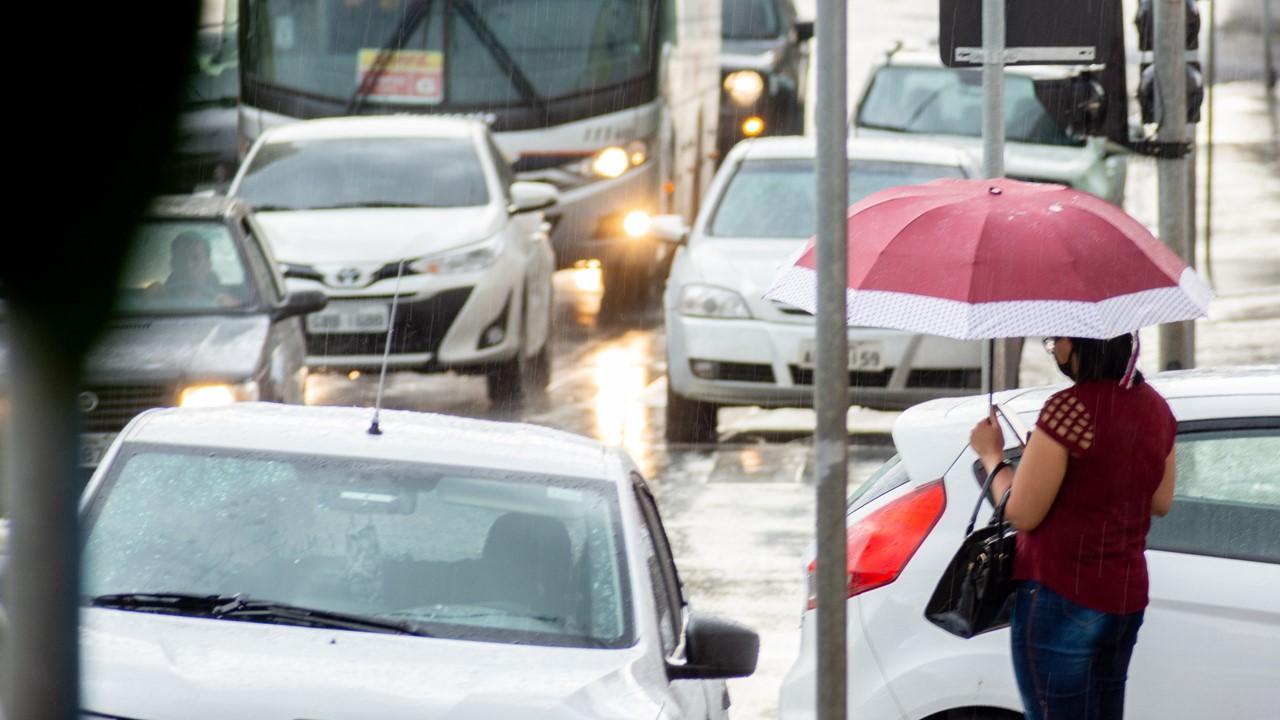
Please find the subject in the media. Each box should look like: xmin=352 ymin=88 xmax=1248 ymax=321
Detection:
xmin=408 ymin=238 xmax=502 ymax=275
xmin=179 ymin=381 xmax=259 ymax=408
xmin=724 ymin=70 xmax=765 ymax=106
xmin=678 ymin=284 xmax=753 ymax=319
xmin=587 ymin=140 xmax=649 ymax=179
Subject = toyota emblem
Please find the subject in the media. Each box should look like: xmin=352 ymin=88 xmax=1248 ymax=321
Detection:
xmin=78 ymin=391 xmax=100 ymax=413
xmin=335 ymin=267 xmax=363 ymax=286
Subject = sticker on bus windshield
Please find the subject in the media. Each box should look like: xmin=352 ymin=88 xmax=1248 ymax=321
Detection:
xmin=356 ymin=49 xmax=444 ymax=105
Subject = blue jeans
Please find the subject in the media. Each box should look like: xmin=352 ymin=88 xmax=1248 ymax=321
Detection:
xmin=1010 ymin=581 xmax=1144 ymax=720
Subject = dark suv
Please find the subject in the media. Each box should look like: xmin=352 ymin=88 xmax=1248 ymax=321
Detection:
xmin=717 ymin=0 xmax=812 ymax=159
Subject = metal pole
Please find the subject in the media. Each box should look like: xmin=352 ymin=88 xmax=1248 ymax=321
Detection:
xmin=814 ymin=0 xmax=849 ymax=713
xmin=1156 ymin=0 xmax=1195 ymax=369
xmin=1204 ymin=0 xmax=1216 ymax=285
xmin=982 ymin=0 xmax=1019 ymax=392
xmin=1263 ymin=0 xmax=1276 ymax=93
xmin=1 ymin=316 xmax=82 ymax=720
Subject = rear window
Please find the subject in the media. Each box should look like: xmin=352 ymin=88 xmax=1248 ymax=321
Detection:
xmin=1148 ymin=424 xmax=1280 ymax=564
xmin=708 ymin=158 xmax=965 ymax=238
xmin=722 ymin=0 xmax=779 ymax=40
xmin=848 ymin=454 xmax=909 ymax=513
xmin=856 ymin=65 xmax=1084 ymax=148
xmin=237 ymin=136 xmax=490 ymax=210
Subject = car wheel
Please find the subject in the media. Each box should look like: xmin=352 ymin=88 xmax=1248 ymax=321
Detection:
xmin=665 ymin=381 xmax=719 ymax=444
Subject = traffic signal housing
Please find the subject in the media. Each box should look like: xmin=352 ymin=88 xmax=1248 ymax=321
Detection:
xmin=1135 ymin=0 xmax=1205 ymax=125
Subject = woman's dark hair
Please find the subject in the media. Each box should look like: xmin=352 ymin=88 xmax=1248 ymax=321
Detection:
xmin=1067 ymin=334 xmax=1144 ymax=386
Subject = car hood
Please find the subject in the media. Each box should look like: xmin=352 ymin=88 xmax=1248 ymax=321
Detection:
xmin=684 ymin=236 xmax=807 ymax=311
xmin=82 ymin=314 xmax=269 ymax=384
xmin=852 ymin=128 xmax=1094 ymax=184
xmin=81 ymin=609 xmax=663 ymax=720
xmin=253 ymin=206 xmax=505 ymax=267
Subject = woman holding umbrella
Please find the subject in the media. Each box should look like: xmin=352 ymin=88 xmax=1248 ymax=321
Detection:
xmin=969 ymin=332 xmax=1177 ymax=719
xmin=766 ymin=177 xmax=1212 ymax=719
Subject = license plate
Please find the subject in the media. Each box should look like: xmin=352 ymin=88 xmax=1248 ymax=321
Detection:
xmin=306 ymin=303 xmax=391 ymax=334
xmin=798 ymin=340 xmax=885 ymax=371
xmin=80 ymin=433 xmax=117 ymax=468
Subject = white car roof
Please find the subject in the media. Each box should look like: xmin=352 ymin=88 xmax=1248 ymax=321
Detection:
xmin=732 ymin=135 xmax=975 ymax=170
xmin=261 ymin=115 xmax=481 ymax=143
xmin=117 ymin=403 xmax=612 ymax=481
xmin=892 ymin=365 xmax=1280 ymax=483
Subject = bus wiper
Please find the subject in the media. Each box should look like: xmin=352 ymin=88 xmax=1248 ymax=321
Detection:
xmin=90 ymin=592 xmax=432 ymax=637
xmin=451 ymin=0 xmax=545 ymax=111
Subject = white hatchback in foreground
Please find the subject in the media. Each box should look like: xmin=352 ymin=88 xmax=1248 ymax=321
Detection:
xmin=662 ymin=136 xmax=985 ymax=443
xmin=778 ymin=366 xmax=1280 ymax=719
xmin=230 ymin=116 xmax=558 ymax=405
xmin=81 ymin=404 xmax=758 ymax=719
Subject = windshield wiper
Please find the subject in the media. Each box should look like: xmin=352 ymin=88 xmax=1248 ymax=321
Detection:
xmin=89 ymin=593 xmax=431 ymax=637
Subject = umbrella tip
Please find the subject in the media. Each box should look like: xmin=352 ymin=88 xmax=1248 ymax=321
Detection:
xmin=988 ymin=186 xmax=1003 ymax=196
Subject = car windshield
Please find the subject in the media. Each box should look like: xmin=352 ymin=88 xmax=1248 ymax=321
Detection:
xmin=708 ymin=157 xmax=965 ymax=238
xmin=83 ymin=445 xmax=633 ymax=649
xmin=857 ymin=65 xmax=1085 ymax=148
xmin=722 ymin=0 xmax=779 ymax=40
xmin=114 ymin=221 xmax=258 ymax=314
xmin=236 ymin=137 xmax=490 ymax=210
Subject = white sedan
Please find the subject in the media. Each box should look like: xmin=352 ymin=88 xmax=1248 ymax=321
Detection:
xmin=229 ymin=116 xmax=558 ymax=406
xmin=778 ymin=366 xmax=1280 ymax=719
xmin=81 ymin=403 xmax=758 ymax=719
xmin=661 ymin=136 xmax=985 ymax=443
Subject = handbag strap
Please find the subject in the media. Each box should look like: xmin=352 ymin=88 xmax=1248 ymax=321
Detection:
xmin=967 ymin=460 xmax=1012 ymax=535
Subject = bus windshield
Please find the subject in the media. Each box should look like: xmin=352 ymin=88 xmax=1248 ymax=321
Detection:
xmin=243 ymin=0 xmax=658 ymax=108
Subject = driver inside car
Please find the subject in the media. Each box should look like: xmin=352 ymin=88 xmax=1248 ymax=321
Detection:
xmin=146 ymin=232 xmax=242 ymax=308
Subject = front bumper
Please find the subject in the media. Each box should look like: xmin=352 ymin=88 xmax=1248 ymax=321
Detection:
xmin=290 ymin=267 xmax=522 ymax=374
xmin=665 ymin=314 xmax=982 ymax=411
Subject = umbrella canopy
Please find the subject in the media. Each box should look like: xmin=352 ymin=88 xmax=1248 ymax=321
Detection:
xmin=765 ymin=178 xmax=1213 ymax=340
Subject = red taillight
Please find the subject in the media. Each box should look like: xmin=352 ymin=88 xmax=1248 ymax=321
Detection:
xmin=806 ymin=480 xmax=946 ymax=609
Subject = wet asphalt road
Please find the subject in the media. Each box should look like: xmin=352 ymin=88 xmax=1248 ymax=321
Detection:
xmin=305 ymin=268 xmax=895 ymax=718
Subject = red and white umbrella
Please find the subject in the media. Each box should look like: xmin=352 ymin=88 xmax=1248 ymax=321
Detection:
xmin=765 ymin=178 xmax=1213 ymax=341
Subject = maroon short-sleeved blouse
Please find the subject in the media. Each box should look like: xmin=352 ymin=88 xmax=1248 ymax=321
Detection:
xmin=1013 ymin=380 xmax=1178 ymax=614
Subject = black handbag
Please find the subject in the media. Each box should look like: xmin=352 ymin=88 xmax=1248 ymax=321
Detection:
xmin=924 ymin=465 xmax=1018 ymax=638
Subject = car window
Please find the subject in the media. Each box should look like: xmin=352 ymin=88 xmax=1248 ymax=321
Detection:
xmin=708 ymin=158 xmax=965 ymax=238
xmin=848 ymin=454 xmax=909 ymax=513
xmin=856 ymin=65 xmax=1084 ymax=148
xmin=83 ymin=446 xmax=633 ymax=649
xmin=722 ymin=0 xmax=779 ymax=40
xmin=114 ymin=221 xmax=258 ymax=314
xmin=237 ymin=137 xmax=490 ymax=210
xmin=633 ymin=479 xmax=683 ymax=655
xmin=1148 ymin=426 xmax=1280 ymax=564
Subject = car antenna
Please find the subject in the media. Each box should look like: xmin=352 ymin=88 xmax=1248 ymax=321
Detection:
xmin=368 ymin=259 xmax=407 ymax=436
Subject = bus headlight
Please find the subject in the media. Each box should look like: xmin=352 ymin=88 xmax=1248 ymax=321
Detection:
xmin=591 ymin=147 xmax=631 ymax=178
xmin=588 ymin=141 xmax=649 ymax=179
xmin=724 ymin=71 xmax=765 ymax=106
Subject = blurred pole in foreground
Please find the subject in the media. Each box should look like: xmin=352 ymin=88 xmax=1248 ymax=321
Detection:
xmin=814 ymin=0 xmax=849 ymax=713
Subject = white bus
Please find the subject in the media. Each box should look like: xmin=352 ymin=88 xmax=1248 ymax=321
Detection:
xmin=237 ymin=0 xmax=720 ymax=311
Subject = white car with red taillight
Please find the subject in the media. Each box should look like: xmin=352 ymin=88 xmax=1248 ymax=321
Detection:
xmin=778 ymin=366 xmax=1280 ymax=720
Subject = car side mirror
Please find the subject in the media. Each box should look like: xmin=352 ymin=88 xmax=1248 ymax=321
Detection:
xmin=651 ymin=214 xmax=690 ymax=245
xmin=274 ymin=290 xmax=328 ymax=321
xmin=509 ymin=181 xmax=559 ymax=215
xmin=793 ymin=20 xmax=815 ymax=43
xmin=667 ymin=612 xmax=759 ymax=680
